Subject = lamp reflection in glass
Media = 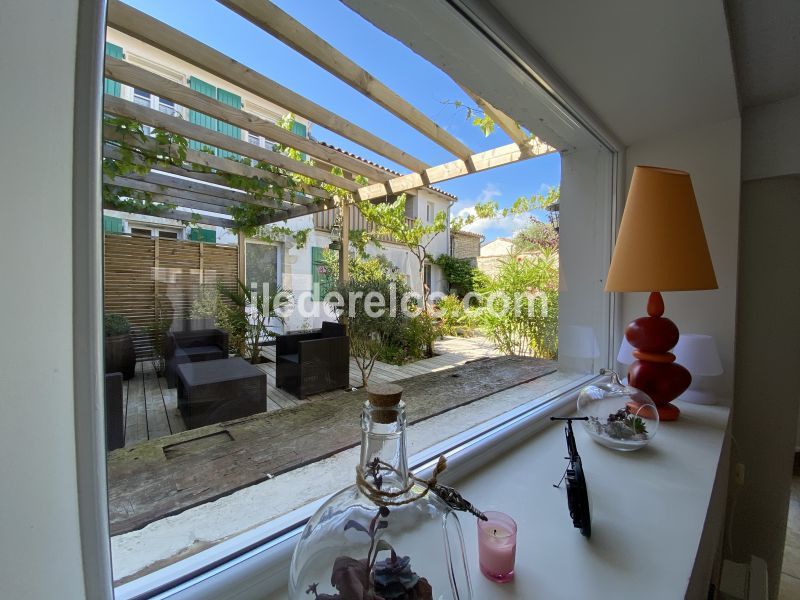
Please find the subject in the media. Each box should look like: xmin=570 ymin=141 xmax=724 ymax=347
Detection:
xmin=560 ymin=325 xmax=600 ymax=374
xmin=605 ymin=166 xmax=718 ymax=421
xmin=673 ymin=334 xmax=723 ymax=404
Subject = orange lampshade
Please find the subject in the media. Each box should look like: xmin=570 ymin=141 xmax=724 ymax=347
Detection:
xmin=605 ymin=166 xmax=717 ymax=292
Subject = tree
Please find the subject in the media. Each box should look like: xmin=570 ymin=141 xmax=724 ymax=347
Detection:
xmin=331 ymin=276 xmax=401 ymax=387
xmin=353 ymin=194 xmax=446 ymax=311
xmin=512 ymin=218 xmax=559 ymax=253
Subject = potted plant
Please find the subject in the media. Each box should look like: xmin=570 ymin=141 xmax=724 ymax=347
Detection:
xmin=104 ymin=313 xmax=137 ymax=380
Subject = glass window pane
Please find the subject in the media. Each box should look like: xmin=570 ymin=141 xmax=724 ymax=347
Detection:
xmin=245 ymin=242 xmax=279 ymax=294
xmin=133 ymin=88 xmax=150 ymax=106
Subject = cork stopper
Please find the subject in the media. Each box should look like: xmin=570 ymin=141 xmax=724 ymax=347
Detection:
xmin=367 ymin=383 xmax=403 ymax=424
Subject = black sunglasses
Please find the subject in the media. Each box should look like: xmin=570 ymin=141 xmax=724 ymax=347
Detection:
xmin=551 ymin=417 xmax=591 ymax=538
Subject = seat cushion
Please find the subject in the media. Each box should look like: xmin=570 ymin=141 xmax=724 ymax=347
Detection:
xmin=277 ymin=353 xmax=299 ymax=364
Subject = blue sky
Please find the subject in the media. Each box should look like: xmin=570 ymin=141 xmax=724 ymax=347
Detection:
xmin=123 ymin=0 xmax=561 ymax=241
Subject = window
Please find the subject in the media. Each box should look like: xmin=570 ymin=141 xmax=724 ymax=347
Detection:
xmin=132 ymin=87 xmax=150 ymax=107
xmin=158 ymin=97 xmax=176 ymax=115
xmin=131 ymin=88 xmax=181 ymax=135
xmin=245 ymin=240 xmax=280 ymax=296
xmin=95 ymin=3 xmax=616 ymax=595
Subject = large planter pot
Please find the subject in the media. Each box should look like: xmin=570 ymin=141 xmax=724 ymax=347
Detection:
xmin=105 ymin=333 xmax=137 ymax=380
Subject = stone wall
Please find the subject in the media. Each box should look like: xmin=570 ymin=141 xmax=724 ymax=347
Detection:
xmin=451 ymin=231 xmax=482 ymax=259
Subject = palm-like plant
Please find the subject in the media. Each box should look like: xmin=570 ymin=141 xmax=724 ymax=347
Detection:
xmin=218 ymin=280 xmax=292 ymax=364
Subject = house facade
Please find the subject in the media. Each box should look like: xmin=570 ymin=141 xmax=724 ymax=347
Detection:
xmin=103 ymin=29 xmax=457 ymax=331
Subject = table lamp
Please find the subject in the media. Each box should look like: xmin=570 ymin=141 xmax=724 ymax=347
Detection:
xmin=605 ymin=166 xmax=717 ymax=421
xmin=673 ymin=334 xmax=723 ymax=404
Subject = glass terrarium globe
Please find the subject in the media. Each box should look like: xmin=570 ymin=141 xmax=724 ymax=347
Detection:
xmin=577 ymin=370 xmax=659 ymax=451
xmin=289 ymin=385 xmax=472 ymax=600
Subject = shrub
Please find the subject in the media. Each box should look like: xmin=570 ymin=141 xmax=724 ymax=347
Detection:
xmin=433 ymin=294 xmax=472 ymax=336
xmin=472 ymin=250 xmax=559 ymax=358
xmin=433 ymin=254 xmax=478 ymax=298
xmin=333 ymin=276 xmax=400 ymax=386
xmin=104 ymin=313 xmax=131 ymax=336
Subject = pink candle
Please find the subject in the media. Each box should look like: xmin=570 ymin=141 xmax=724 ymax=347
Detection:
xmin=477 ymin=511 xmax=517 ymax=583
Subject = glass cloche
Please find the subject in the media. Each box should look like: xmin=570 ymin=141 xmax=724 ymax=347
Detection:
xmin=577 ymin=370 xmax=659 ymax=451
xmin=289 ymin=383 xmax=472 ymax=600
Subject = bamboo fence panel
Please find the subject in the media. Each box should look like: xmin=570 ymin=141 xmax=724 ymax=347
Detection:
xmin=104 ymin=233 xmax=238 ymax=358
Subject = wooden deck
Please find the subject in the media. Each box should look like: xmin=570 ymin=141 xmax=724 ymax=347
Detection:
xmin=121 ymin=336 xmax=499 ymax=448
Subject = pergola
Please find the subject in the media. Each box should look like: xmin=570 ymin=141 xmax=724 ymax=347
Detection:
xmin=102 ymin=0 xmax=556 ymax=237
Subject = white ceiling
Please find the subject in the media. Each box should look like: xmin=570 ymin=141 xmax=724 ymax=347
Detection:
xmin=725 ymin=0 xmax=800 ymax=108
xmin=483 ymin=0 xmax=740 ymax=146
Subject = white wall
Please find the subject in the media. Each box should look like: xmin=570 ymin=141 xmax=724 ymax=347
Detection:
xmin=732 ymin=176 xmax=800 ymax=599
xmin=0 ymin=2 xmax=87 ymax=599
xmin=741 ymin=93 xmax=800 ymax=181
xmin=622 ymin=117 xmax=742 ymax=398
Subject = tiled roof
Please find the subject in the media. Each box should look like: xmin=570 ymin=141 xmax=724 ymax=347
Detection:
xmin=317 ymin=141 xmax=457 ymax=201
xmin=452 ymin=229 xmax=484 ymax=238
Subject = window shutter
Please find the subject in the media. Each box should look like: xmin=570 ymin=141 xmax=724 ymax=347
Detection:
xmin=104 ymin=43 xmax=124 ymax=97
xmin=187 ymin=77 xmax=218 ymax=154
xmin=216 ymin=88 xmax=243 ymax=160
xmin=311 ymin=246 xmax=324 ymax=301
xmin=103 ymin=215 xmax=124 ymax=234
xmin=290 ymin=120 xmax=308 ymax=160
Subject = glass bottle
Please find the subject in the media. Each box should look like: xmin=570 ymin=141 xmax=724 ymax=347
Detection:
xmin=289 ymin=384 xmax=472 ymax=599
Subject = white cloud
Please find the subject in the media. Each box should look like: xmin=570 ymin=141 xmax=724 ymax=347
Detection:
xmin=454 ymin=183 xmax=528 ymax=238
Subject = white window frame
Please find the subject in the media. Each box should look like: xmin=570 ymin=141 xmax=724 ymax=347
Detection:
xmin=76 ymin=2 xmax=625 ymax=599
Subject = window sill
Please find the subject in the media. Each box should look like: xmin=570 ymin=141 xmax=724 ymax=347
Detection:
xmin=128 ymin=397 xmax=730 ymax=600
xmin=114 ymin=372 xmax=596 ymax=599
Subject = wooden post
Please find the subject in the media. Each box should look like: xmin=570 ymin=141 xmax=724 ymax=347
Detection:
xmin=340 ymin=200 xmax=349 ymax=284
xmin=238 ymin=231 xmax=246 ymax=285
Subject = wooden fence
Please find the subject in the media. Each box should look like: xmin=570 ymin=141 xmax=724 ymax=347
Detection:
xmin=104 ymin=233 xmax=238 ymax=359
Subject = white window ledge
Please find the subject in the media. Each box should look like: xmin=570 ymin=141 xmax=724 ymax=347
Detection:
xmin=118 ymin=394 xmax=730 ymax=600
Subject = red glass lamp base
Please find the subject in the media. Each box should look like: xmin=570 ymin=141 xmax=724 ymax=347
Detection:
xmin=624 ymin=292 xmax=691 ymax=421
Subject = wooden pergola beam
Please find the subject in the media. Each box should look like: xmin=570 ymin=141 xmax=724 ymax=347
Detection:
xmin=104 ymin=95 xmax=359 ymax=192
xmin=107 ymin=0 xmax=429 ymax=172
xmin=357 ymin=138 xmax=557 ymax=201
xmin=102 ymin=131 xmax=331 ymax=203
xmin=460 ymin=86 xmax=529 ymax=146
xmin=106 ymin=175 xmax=291 ymax=221
xmin=104 ymin=56 xmax=391 ymax=183
xmin=218 ymin=0 xmax=474 ymax=161
xmin=103 ymin=202 xmax=233 ymax=228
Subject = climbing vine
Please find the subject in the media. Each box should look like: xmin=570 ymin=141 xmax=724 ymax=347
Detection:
xmin=102 ymin=112 xmax=353 ymax=236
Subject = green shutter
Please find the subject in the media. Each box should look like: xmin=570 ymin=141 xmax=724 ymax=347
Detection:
xmin=189 ymin=227 xmax=216 ymax=243
xmin=291 ymin=121 xmax=307 ymax=160
xmin=187 ymin=77 xmax=218 ymax=154
xmin=104 ymin=43 xmax=124 ymax=97
xmin=312 ymin=246 xmax=324 ymax=301
xmin=216 ymin=88 xmax=242 ymax=160
xmin=103 ymin=215 xmax=124 ymax=234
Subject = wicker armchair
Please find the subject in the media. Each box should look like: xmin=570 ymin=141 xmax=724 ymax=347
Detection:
xmin=165 ymin=327 xmax=229 ymax=388
xmin=276 ymin=321 xmax=349 ymax=399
